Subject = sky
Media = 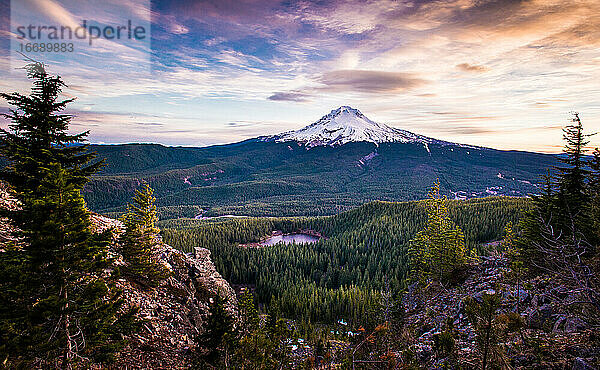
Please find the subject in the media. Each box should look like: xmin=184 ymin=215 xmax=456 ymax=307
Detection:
xmin=1 ymin=0 xmax=599 ymax=153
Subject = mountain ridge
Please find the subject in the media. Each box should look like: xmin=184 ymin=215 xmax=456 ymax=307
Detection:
xmin=78 ymin=107 xmax=561 ymax=218
xmin=262 ymin=106 xmax=476 ymax=151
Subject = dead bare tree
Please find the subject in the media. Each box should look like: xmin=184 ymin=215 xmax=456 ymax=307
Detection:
xmin=531 ymin=211 xmax=600 ymax=314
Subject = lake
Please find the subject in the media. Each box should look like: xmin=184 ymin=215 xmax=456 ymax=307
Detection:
xmin=260 ymin=233 xmax=320 ymax=246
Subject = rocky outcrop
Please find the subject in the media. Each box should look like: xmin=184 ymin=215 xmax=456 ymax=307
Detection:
xmin=402 ymin=255 xmax=599 ymax=369
xmin=0 ymin=187 xmax=237 ymax=368
xmin=91 ymin=214 xmax=237 ymax=368
xmin=111 ymin=245 xmax=237 ymax=368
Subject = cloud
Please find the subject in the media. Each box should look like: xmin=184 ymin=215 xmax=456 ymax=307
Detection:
xmin=27 ymin=0 xmax=80 ymax=29
xmin=266 ymin=69 xmax=427 ymax=101
xmin=204 ymin=37 xmax=226 ymax=47
xmin=317 ymin=70 xmax=426 ymax=93
xmin=131 ymin=122 xmax=164 ymax=127
xmin=456 ymin=63 xmax=489 ymax=73
xmin=3 ymin=0 xmax=597 ymax=153
xmin=268 ymin=92 xmax=309 ymax=102
xmin=170 ymin=23 xmax=189 ymax=35
xmin=216 ymin=50 xmax=265 ymax=68
xmin=228 ymin=121 xmax=257 ymax=127
xmin=434 ymin=125 xmax=497 ymax=135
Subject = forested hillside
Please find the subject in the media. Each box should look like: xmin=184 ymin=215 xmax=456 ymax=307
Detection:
xmin=85 ymin=141 xmax=557 ymax=218
xmin=2 ymin=64 xmax=598 ymax=369
xmin=162 ymin=196 xmax=529 ymax=324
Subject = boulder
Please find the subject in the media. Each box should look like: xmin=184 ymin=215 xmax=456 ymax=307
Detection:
xmin=572 ymin=357 xmax=596 ymax=370
xmin=472 ymin=288 xmax=496 ymax=302
xmin=553 ymin=316 xmax=588 ymax=333
xmin=527 ymin=304 xmax=553 ymax=329
xmin=564 ymin=317 xmax=588 ymax=333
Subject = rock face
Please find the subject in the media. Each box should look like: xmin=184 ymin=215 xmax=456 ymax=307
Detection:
xmin=573 ymin=357 xmax=596 ymax=370
xmin=402 ymin=255 xmax=599 ymax=369
xmin=112 ymin=244 xmax=237 ymax=368
xmin=0 ymin=188 xmax=237 ymax=368
xmin=91 ymin=214 xmax=237 ymax=368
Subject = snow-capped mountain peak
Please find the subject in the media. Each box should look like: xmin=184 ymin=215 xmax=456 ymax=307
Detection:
xmin=266 ymin=106 xmax=443 ymax=149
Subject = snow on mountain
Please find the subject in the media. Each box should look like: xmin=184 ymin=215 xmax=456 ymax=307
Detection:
xmin=264 ymin=106 xmax=453 ymax=150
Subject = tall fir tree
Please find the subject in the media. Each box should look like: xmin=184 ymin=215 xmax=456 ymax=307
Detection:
xmin=555 ymin=112 xmax=593 ymax=235
xmin=233 ymin=288 xmax=283 ymax=368
xmin=464 ymin=293 xmax=505 ymax=370
xmin=120 ymin=182 xmax=170 ymax=287
xmin=264 ymin=303 xmax=293 ymax=367
xmin=518 ymin=113 xmax=596 ymax=271
xmin=408 ymin=180 xmax=467 ymax=284
xmin=0 ymin=63 xmax=102 ymax=202
xmin=589 ymin=148 xmax=600 ymax=241
xmin=503 ymin=222 xmax=527 ymax=313
xmin=238 ymin=288 xmax=260 ymax=336
xmin=197 ymin=294 xmax=235 ymax=367
xmin=0 ymin=63 xmax=137 ymax=367
xmin=516 ymin=171 xmax=555 ymax=266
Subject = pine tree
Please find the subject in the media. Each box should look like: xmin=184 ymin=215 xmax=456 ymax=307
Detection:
xmin=518 ymin=113 xmax=596 ymax=272
xmin=0 ymin=62 xmax=103 ymax=204
xmin=120 ymin=182 xmax=170 ymax=287
xmin=554 ymin=112 xmax=593 ymax=235
xmin=197 ymin=294 xmax=235 ymax=366
xmin=0 ymin=63 xmax=138 ymax=367
xmin=408 ymin=180 xmax=466 ymax=284
xmin=238 ymin=288 xmax=259 ymax=335
xmin=265 ymin=303 xmax=293 ymax=367
xmin=234 ymin=288 xmax=293 ymax=368
xmin=378 ymin=276 xmax=401 ymax=357
xmin=464 ymin=292 xmax=510 ymax=370
xmin=503 ymin=222 xmax=527 ymax=313
xmin=516 ymin=171 xmax=555 ymax=267
xmin=589 ymin=148 xmax=600 ymax=241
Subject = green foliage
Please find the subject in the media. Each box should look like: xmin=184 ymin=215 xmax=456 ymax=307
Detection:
xmin=197 ymin=294 xmax=236 ymax=367
xmin=263 ymin=304 xmax=294 ymax=366
xmin=557 ymin=113 xmax=591 ymax=212
xmin=517 ymin=113 xmax=600 ymax=273
xmin=83 ymin=139 xmax=559 ymax=219
xmin=0 ymin=63 xmax=103 ymax=196
xmin=238 ymin=288 xmax=260 ymax=336
xmin=432 ymin=329 xmax=455 ymax=359
xmin=590 ymin=148 xmax=600 ymax=241
xmin=120 ymin=182 xmax=170 ymax=287
xmin=464 ymin=293 xmax=507 ymax=370
xmin=200 ymin=290 xmax=294 ymax=369
xmin=504 ymin=222 xmax=528 ymax=313
xmin=501 ymin=222 xmax=517 ymax=252
xmin=408 ymin=180 xmax=467 ymax=284
xmin=0 ymin=63 xmax=137 ymax=367
xmin=234 ymin=329 xmax=286 ymax=369
xmin=163 ymin=196 xmax=527 ymax=325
